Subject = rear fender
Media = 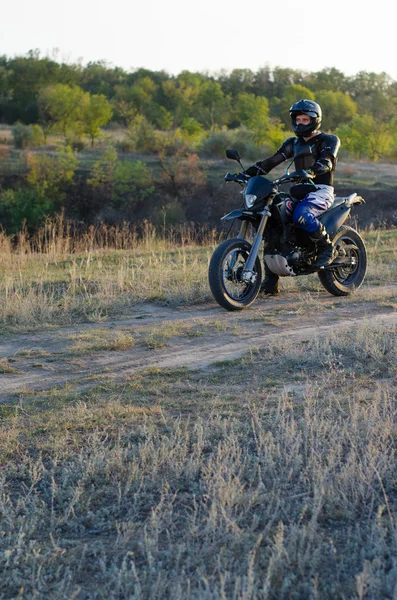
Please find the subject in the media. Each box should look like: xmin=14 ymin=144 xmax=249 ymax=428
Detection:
xmin=319 ymin=204 xmax=351 ymax=237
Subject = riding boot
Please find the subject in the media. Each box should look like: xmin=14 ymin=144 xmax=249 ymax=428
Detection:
xmin=310 ymin=223 xmax=336 ymax=268
xmin=260 ymin=262 xmax=280 ymax=295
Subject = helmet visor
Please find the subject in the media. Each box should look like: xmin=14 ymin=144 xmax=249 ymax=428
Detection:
xmin=290 ymin=110 xmax=318 ymax=118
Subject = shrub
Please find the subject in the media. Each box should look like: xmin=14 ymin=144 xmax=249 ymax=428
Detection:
xmin=116 ymin=138 xmax=136 ymax=153
xmin=112 ymin=159 xmax=154 ymax=209
xmin=126 ymin=115 xmax=157 ymax=153
xmin=12 ymin=124 xmax=44 ymax=149
xmin=155 ymin=201 xmax=186 ymax=226
xmin=70 ymin=139 xmax=86 ymax=152
xmin=30 ymin=124 xmax=44 ymax=147
xmin=87 ymin=147 xmax=118 ymax=190
xmin=179 ymin=118 xmax=207 ymax=149
xmin=26 ymin=146 xmax=78 ymax=196
xmin=0 ymin=188 xmax=56 ymax=232
xmin=12 ymin=124 xmax=33 ymax=149
xmin=200 ymin=127 xmax=265 ymax=160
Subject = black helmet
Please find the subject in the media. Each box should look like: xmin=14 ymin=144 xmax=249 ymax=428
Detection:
xmin=290 ymin=99 xmax=322 ymax=137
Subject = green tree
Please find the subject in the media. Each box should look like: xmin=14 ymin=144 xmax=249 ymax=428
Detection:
xmin=349 ymin=71 xmax=393 ymax=120
xmin=12 ymin=123 xmax=43 ymax=148
xmin=79 ymin=60 xmax=127 ymax=97
xmin=155 ymin=106 xmax=173 ymax=130
xmin=236 ymin=93 xmax=269 ymax=129
xmin=1 ymin=51 xmax=81 ymax=123
xmin=0 ymin=188 xmax=55 ymax=232
xmin=315 ymin=90 xmax=357 ymax=130
xmin=26 ymin=145 xmax=78 ymax=195
xmin=275 ymin=84 xmax=315 ymax=127
xmin=235 ymin=93 xmax=279 ymax=147
xmin=125 ymin=114 xmax=157 ymax=152
xmin=306 ymin=68 xmax=350 ymax=93
xmin=336 ymin=114 xmax=391 ymax=161
xmin=218 ymin=68 xmax=255 ymax=97
xmin=179 ymin=117 xmax=206 ymax=149
xmin=87 ymin=146 xmax=118 ymax=190
xmin=162 ymin=72 xmax=203 ymax=125
xmin=156 ymin=133 xmax=206 ymax=199
xmin=271 ymin=68 xmax=308 ymax=98
xmin=38 ymin=84 xmax=88 ymax=143
xmin=195 ymin=81 xmax=230 ymax=130
xmin=38 ymin=86 xmax=59 ymax=144
xmin=113 ymin=76 xmax=159 ymax=124
xmin=83 ymin=94 xmax=113 ymax=146
xmin=112 ymin=160 xmax=154 ymax=209
xmin=0 ymin=146 xmax=78 ymax=232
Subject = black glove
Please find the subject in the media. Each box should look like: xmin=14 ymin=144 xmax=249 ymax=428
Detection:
xmin=244 ymin=162 xmax=267 ymax=177
xmin=224 ymin=172 xmax=250 ymax=183
xmin=288 ymin=169 xmax=314 ymax=181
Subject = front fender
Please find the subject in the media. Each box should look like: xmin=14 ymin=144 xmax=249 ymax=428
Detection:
xmin=221 ymin=209 xmax=258 ymax=224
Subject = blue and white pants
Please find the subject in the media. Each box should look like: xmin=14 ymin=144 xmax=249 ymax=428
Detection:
xmin=292 ymin=184 xmax=335 ymax=234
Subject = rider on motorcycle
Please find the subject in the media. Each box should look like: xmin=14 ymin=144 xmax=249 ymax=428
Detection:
xmin=244 ymin=99 xmax=340 ymax=295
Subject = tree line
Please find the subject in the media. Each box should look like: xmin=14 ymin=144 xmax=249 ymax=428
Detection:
xmin=2 ymin=51 xmax=397 ymax=159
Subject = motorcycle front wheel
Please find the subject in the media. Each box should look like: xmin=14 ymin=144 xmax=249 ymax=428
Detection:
xmin=318 ymin=225 xmax=367 ymax=296
xmin=208 ymin=238 xmax=262 ymax=311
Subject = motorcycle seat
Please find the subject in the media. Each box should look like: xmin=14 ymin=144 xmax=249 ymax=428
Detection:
xmin=333 ymin=194 xmax=361 ymax=209
xmin=332 ymin=197 xmax=348 ymax=209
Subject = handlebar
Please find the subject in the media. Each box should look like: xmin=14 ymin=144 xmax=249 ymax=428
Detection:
xmin=224 ymin=172 xmax=250 ymax=183
xmin=225 ymin=170 xmax=314 ymax=186
xmin=272 ymin=170 xmax=314 ymax=185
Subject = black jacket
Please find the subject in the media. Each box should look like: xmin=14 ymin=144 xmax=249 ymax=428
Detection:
xmin=255 ymin=132 xmax=340 ymax=186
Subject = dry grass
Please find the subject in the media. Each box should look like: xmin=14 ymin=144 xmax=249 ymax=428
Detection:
xmin=143 ymin=318 xmax=246 ymax=349
xmin=0 ymin=217 xmax=219 ymax=330
xmin=1 ymin=322 xmax=397 ymax=598
xmin=1 ymin=220 xmax=397 ymax=598
xmin=0 ymin=217 xmax=396 ymax=332
xmin=0 ymin=358 xmax=21 ymax=374
xmin=67 ymin=328 xmax=136 ymax=354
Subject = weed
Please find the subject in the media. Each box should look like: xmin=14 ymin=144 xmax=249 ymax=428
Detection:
xmin=0 ymin=358 xmax=21 ymax=374
xmin=68 ymin=328 xmax=135 ymax=354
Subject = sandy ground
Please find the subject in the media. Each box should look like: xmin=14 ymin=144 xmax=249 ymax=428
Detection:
xmin=1 ymin=286 xmax=397 ymax=402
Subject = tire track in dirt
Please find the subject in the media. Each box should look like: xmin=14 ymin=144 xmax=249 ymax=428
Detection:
xmin=1 ymin=294 xmax=397 ymax=401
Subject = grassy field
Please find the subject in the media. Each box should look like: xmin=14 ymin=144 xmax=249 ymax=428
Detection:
xmin=1 ymin=223 xmax=397 ymax=599
xmin=0 ymin=219 xmax=396 ymax=331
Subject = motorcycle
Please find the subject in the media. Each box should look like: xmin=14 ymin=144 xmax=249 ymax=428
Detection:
xmin=208 ymin=148 xmax=367 ymax=311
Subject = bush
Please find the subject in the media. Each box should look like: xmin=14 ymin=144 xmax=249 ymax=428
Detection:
xmin=116 ymin=138 xmax=136 ymax=153
xmin=178 ymin=118 xmax=207 ymax=150
xmin=200 ymin=127 xmax=265 ymax=160
xmin=12 ymin=124 xmax=44 ymax=149
xmin=154 ymin=201 xmax=186 ymax=226
xmin=26 ymin=146 xmax=78 ymax=196
xmin=12 ymin=124 xmax=32 ymax=149
xmin=126 ymin=116 xmax=157 ymax=153
xmin=30 ymin=124 xmax=44 ymax=147
xmin=70 ymin=139 xmax=86 ymax=152
xmin=112 ymin=159 xmax=154 ymax=209
xmin=0 ymin=188 xmax=56 ymax=232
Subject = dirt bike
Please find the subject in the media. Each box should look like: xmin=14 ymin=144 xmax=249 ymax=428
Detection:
xmin=208 ymin=148 xmax=367 ymax=311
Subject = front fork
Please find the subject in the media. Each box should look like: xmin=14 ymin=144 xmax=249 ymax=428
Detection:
xmin=237 ymin=220 xmax=249 ymax=239
xmin=241 ymin=208 xmax=272 ymax=283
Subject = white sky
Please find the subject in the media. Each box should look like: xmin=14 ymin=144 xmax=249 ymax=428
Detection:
xmin=2 ymin=0 xmax=396 ymax=79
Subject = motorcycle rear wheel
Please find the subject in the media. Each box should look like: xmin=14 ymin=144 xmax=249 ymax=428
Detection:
xmin=318 ymin=225 xmax=367 ymax=296
xmin=209 ymin=238 xmax=262 ymax=311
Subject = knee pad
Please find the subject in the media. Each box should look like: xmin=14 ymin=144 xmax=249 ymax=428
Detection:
xmin=293 ymin=206 xmax=319 ymax=233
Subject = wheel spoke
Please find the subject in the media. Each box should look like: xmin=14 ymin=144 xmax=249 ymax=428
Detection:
xmin=222 ymin=249 xmax=256 ymax=301
xmin=335 ymin=237 xmax=360 ymax=283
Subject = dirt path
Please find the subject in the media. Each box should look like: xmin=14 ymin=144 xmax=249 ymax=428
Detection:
xmin=1 ymin=287 xmax=397 ymax=402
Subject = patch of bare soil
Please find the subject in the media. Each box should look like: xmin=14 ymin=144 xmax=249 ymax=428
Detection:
xmin=1 ymin=286 xmax=397 ymax=402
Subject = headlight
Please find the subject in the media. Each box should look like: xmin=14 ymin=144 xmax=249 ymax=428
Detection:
xmin=244 ymin=194 xmax=257 ymax=208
